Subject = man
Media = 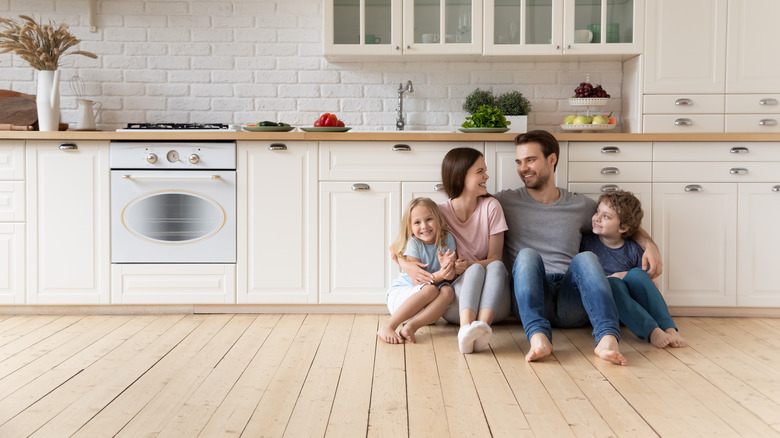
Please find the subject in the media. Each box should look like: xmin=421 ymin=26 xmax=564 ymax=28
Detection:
xmin=495 ymin=130 xmax=662 ymax=365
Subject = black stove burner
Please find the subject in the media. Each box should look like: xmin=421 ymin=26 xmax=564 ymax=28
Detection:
xmin=124 ymin=123 xmax=230 ymax=130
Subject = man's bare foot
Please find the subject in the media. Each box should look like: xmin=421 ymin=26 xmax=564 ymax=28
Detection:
xmin=649 ymin=327 xmax=673 ymax=348
xmin=377 ymin=323 xmax=404 ymax=344
xmin=525 ymin=332 xmax=553 ymax=362
xmin=595 ymin=335 xmax=627 ymax=365
xmin=666 ymin=328 xmax=688 ymax=348
xmin=400 ymin=324 xmax=417 ymax=343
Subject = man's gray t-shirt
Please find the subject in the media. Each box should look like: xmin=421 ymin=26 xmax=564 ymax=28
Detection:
xmin=495 ymin=187 xmax=596 ymax=275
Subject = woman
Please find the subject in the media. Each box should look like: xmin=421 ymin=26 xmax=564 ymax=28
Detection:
xmin=398 ymin=147 xmax=511 ymax=353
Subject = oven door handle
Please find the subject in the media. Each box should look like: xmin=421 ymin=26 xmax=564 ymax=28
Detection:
xmin=122 ymin=174 xmax=223 ymax=180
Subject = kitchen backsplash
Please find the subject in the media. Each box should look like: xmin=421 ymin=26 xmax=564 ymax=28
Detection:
xmin=0 ymin=1 xmax=624 ymax=131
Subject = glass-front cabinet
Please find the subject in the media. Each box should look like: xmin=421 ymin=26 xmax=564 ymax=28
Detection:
xmin=484 ymin=0 xmax=642 ymax=56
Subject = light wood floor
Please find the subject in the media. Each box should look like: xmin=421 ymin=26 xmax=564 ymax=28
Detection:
xmin=1 ymin=314 xmax=780 ymax=437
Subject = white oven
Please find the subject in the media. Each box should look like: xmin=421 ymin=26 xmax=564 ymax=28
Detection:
xmin=110 ymin=141 xmax=236 ymax=263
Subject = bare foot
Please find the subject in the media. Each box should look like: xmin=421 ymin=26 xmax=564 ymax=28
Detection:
xmin=649 ymin=327 xmax=673 ymax=348
xmin=666 ymin=328 xmax=688 ymax=348
xmin=377 ymin=323 xmax=404 ymax=344
xmin=525 ymin=332 xmax=553 ymax=362
xmin=400 ymin=324 xmax=417 ymax=343
xmin=595 ymin=335 xmax=627 ymax=365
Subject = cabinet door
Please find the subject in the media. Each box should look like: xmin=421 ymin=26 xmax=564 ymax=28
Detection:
xmin=403 ymin=0 xmax=483 ymax=55
xmin=652 ymin=183 xmax=737 ymax=307
xmin=484 ymin=0 xmax=563 ymax=55
xmin=320 ymin=181 xmax=400 ymax=304
xmin=26 ymin=141 xmax=110 ymax=304
xmin=737 ymin=183 xmax=780 ymax=306
xmin=324 ymin=0 xmax=403 ymax=57
xmin=0 ymin=223 xmax=24 ymax=304
xmin=562 ymin=0 xmax=643 ymax=55
xmin=644 ymin=0 xmax=727 ymax=94
xmin=238 ymin=142 xmax=317 ymax=304
xmin=402 ymin=181 xmax=449 ymax=208
xmin=568 ymin=182 xmax=651 ymax=234
xmin=725 ymin=0 xmax=780 ymax=93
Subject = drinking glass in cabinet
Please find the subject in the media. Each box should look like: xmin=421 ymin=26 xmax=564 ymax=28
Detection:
xmin=492 ymin=0 xmax=554 ymax=46
xmin=413 ymin=0 xmax=473 ymax=44
xmin=333 ymin=0 xmax=392 ymax=45
xmin=575 ymin=0 xmax=634 ymax=44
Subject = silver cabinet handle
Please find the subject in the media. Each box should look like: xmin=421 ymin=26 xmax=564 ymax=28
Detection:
xmin=730 ymin=147 xmax=750 ymax=154
xmin=59 ymin=143 xmax=78 ymax=150
xmin=600 ymin=184 xmax=621 ymax=192
xmin=434 ymin=183 xmax=445 ymax=191
xmin=269 ymin=143 xmax=287 ymax=151
xmin=684 ymin=184 xmax=703 ymax=192
xmin=600 ymin=167 xmax=620 ymax=175
xmin=123 ymin=174 xmax=222 ymax=180
xmin=406 ymin=45 xmax=411 ymax=49
xmin=392 ymin=144 xmax=411 ymax=152
xmin=600 ymin=146 xmax=620 ymax=154
xmin=351 ymin=183 xmax=370 ymax=191
xmin=675 ymin=98 xmax=693 ymax=106
xmin=759 ymin=119 xmax=777 ymax=126
xmin=759 ymin=98 xmax=778 ymax=106
xmin=567 ymin=44 xmax=572 ymax=49
xmin=730 ymin=168 xmax=748 ymax=175
xmin=773 ymin=185 xmax=780 ymax=192
xmin=674 ymin=118 xmax=693 ymax=126
xmin=395 ymin=46 xmax=400 ymax=50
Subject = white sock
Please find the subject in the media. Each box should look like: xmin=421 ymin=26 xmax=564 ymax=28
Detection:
xmin=473 ymin=321 xmax=493 ymax=352
xmin=458 ymin=321 xmax=488 ymax=354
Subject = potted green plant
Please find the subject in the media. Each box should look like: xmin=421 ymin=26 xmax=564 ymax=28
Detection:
xmin=462 ymin=88 xmax=496 ymax=114
xmin=496 ymin=91 xmax=531 ymax=133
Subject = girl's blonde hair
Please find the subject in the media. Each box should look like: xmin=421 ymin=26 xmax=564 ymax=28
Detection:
xmin=391 ymin=197 xmax=450 ymax=259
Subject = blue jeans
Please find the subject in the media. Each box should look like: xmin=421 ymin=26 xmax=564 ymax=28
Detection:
xmin=511 ymin=248 xmax=620 ymax=345
xmin=609 ymin=267 xmax=677 ymax=342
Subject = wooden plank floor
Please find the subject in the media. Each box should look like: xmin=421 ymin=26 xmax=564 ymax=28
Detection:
xmin=1 ymin=314 xmax=780 ymax=437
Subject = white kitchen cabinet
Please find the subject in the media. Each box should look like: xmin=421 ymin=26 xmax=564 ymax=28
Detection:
xmin=725 ymin=0 xmax=780 ymax=94
xmin=401 ymin=181 xmax=449 ymax=207
xmin=0 ymin=141 xmax=25 ymax=304
xmin=484 ymin=0 xmax=643 ymax=56
xmin=26 ymin=140 xmax=110 ymax=304
xmin=324 ymin=0 xmax=483 ymax=59
xmin=737 ymin=183 xmax=780 ymax=307
xmin=112 ymin=264 xmax=236 ymax=304
xmin=237 ymin=141 xmax=318 ymax=304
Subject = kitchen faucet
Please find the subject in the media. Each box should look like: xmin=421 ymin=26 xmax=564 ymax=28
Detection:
xmin=396 ymin=80 xmax=414 ymax=130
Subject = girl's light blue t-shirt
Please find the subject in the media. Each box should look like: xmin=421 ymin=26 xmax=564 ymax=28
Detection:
xmin=392 ymin=232 xmax=457 ymax=287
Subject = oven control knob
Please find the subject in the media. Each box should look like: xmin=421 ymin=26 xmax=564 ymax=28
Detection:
xmin=188 ymin=154 xmax=200 ymax=164
xmin=146 ymin=153 xmax=158 ymax=164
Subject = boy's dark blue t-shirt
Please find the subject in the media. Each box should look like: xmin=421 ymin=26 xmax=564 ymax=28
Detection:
xmin=580 ymin=232 xmax=644 ymax=276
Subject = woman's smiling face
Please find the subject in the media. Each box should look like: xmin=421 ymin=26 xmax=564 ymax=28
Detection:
xmin=461 ymin=156 xmax=489 ymax=198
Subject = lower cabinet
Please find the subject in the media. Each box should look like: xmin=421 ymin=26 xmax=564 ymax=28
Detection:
xmin=0 ymin=223 xmax=24 ymax=304
xmin=0 ymin=141 xmax=25 ymax=304
xmin=112 ymin=264 xmax=236 ymax=304
xmin=736 ymin=183 xmax=780 ymax=307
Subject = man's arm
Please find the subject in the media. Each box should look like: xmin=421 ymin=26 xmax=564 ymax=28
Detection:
xmin=632 ymin=227 xmax=663 ymax=278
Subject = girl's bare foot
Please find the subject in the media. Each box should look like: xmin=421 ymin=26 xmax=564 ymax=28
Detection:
xmin=595 ymin=335 xmax=627 ymax=365
xmin=649 ymin=327 xmax=673 ymax=348
xmin=377 ymin=323 xmax=404 ymax=344
xmin=526 ymin=332 xmax=553 ymax=362
xmin=666 ymin=328 xmax=688 ymax=348
xmin=400 ymin=324 xmax=417 ymax=343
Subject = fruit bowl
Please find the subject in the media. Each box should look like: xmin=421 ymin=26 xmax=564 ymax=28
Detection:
xmin=560 ymin=123 xmax=617 ymax=131
xmin=569 ymin=97 xmax=609 ymax=106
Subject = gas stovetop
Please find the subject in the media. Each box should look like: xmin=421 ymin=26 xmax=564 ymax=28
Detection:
xmin=116 ymin=123 xmax=239 ymax=132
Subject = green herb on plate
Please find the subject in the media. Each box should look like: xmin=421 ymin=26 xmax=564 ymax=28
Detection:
xmin=461 ymin=105 xmax=510 ymax=128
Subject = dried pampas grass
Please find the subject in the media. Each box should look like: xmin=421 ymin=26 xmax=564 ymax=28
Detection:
xmin=0 ymin=15 xmax=97 ymax=70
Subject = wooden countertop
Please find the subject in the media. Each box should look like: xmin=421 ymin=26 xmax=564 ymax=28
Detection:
xmin=3 ymin=130 xmax=780 ymax=142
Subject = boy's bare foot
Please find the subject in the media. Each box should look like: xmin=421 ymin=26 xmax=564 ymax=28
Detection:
xmin=666 ymin=328 xmax=688 ymax=348
xmin=400 ymin=324 xmax=417 ymax=343
xmin=377 ymin=323 xmax=404 ymax=344
xmin=649 ymin=327 xmax=673 ymax=348
xmin=525 ymin=332 xmax=553 ymax=362
xmin=595 ymin=335 xmax=627 ymax=365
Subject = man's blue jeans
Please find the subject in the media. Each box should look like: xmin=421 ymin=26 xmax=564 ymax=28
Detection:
xmin=511 ymin=248 xmax=620 ymax=345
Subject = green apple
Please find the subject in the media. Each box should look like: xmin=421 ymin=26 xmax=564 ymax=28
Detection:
xmin=563 ymin=114 xmax=577 ymax=124
xmin=592 ymin=115 xmax=609 ymax=124
xmin=572 ymin=115 xmax=592 ymax=125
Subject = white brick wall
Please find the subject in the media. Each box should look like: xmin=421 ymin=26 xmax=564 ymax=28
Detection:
xmin=0 ymin=1 xmax=624 ymax=131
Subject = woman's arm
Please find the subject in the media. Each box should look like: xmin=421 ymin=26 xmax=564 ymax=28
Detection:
xmin=632 ymin=227 xmax=663 ymax=278
xmin=455 ymin=232 xmax=504 ymax=273
xmin=390 ymin=247 xmax=435 ymax=284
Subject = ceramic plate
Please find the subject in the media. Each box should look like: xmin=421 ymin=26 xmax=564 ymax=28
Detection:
xmin=560 ymin=123 xmax=617 ymax=131
xmin=243 ymin=125 xmax=294 ymax=132
xmin=299 ymin=126 xmax=351 ymax=132
xmin=457 ymin=127 xmax=510 ymax=133
xmin=568 ymin=97 xmax=609 ymax=106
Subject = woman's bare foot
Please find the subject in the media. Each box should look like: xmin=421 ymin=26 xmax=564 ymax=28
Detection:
xmin=666 ymin=328 xmax=688 ymax=348
xmin=649 ymin=327 xmax=673 ymax=348
xmin=595 ymin=335 xmax=627 ymax=365
xmin=525 ymin=332 xmax=553 ymax=362
xmin=377 ymin=322 xmax=404 ymax=344
xmin=400 ymin=324 xmax=417 ymax=343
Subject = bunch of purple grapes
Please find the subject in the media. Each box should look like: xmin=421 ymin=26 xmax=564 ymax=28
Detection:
xmin=574 ymin=82 xmax=610 ymax=98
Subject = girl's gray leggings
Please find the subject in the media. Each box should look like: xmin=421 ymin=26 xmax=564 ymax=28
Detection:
xmin=443 ymin=260 xmax=511 ymax=324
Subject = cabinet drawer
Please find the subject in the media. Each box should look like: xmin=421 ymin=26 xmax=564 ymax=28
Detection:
xmin=569 ymin=162 xmax=652 ymax=182
xmin=654 ymin=142 xmax=780 ymax=161
xmin=643 ymin=95 xmax=725 ymax=114
xmin=0 ymin=143 xmax=25 ymax=180
xmin=319 ymin=141 xmax=482 ymax=181
xmin=111 ymin=264 xmax=236 ymax=304
xmin=0 ymin=181 xmax=24 ymax=221
xmin=654 ymin=162 xmax=780 ymax=182
xmin=643 ymin=115 xmax=724 ymax=133
xmin=568 ymin=142 xmax=652 ymax=161
xmin=725 ymin=94 xmax=780 ymax=113
xmin=725 ymin=114 xmax=780 ymax=133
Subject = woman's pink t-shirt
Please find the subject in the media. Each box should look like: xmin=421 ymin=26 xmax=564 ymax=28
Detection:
xmin=438 ymin=197 xmax=508 ymax=261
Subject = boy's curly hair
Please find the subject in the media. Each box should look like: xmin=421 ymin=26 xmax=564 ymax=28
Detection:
xmin=598 ymin=191 xmax=643 ymax=238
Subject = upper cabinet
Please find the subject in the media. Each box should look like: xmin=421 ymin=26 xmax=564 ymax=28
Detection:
xmin=485 ymin=0 xmax=643 ymax=56
xmin=324 ymin=0 xmax=483 ymax=59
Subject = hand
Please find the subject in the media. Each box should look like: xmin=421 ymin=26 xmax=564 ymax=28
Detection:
xmin=641 ymin=244 xmax=663 ymax=278
xmin=609 ymin=271 xmax=628 ymax=279
xmin=437 ymin=249 xmax=456 ymax=269
xmin=454 ymin=258 xmax=469 ymax=275
xmin=440 ymin=262 xmax=456 ymax=281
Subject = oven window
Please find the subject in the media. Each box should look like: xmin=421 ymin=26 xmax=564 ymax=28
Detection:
xmin=123 ymin=192 xmax=225 ymax=243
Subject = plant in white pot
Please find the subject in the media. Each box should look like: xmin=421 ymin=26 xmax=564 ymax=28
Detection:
xmin=496 ymin=91 xmax=531 ymax=133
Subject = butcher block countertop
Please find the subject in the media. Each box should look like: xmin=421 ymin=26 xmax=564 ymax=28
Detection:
xmin=3 ymin=131 xmax=780 ymax=142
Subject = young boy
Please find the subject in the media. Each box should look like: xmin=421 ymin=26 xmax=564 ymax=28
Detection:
xmin=580 ymin=191 xmax=687 ymax=348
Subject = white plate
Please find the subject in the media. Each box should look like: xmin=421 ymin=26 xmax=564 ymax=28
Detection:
xmin=560 ymin=123 xmax=617 ymax=131
xmin=568 ymin=97 xmax=609 ymax=106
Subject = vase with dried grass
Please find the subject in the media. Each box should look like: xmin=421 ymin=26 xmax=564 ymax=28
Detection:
xmin=0 ymin=15 xmax=97 ymax=131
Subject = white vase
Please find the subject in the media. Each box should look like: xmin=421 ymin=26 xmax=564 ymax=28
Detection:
xmin=505 ymin=115 xmax=528 ymax=133
xmin=36 ymin=70 xmax=61 ymax=132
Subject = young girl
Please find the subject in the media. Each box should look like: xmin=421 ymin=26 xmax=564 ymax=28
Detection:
xmin=581 ymin=191 xmax=687 ymax=349
xmin=379 ymin=197 xmax=458 ymax=344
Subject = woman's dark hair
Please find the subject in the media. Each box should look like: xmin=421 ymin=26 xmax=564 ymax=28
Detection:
xmin=514 ymin=130 xmax=560 ymax=172
xmin=441 ymin=147 xmax=484 ymax=199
